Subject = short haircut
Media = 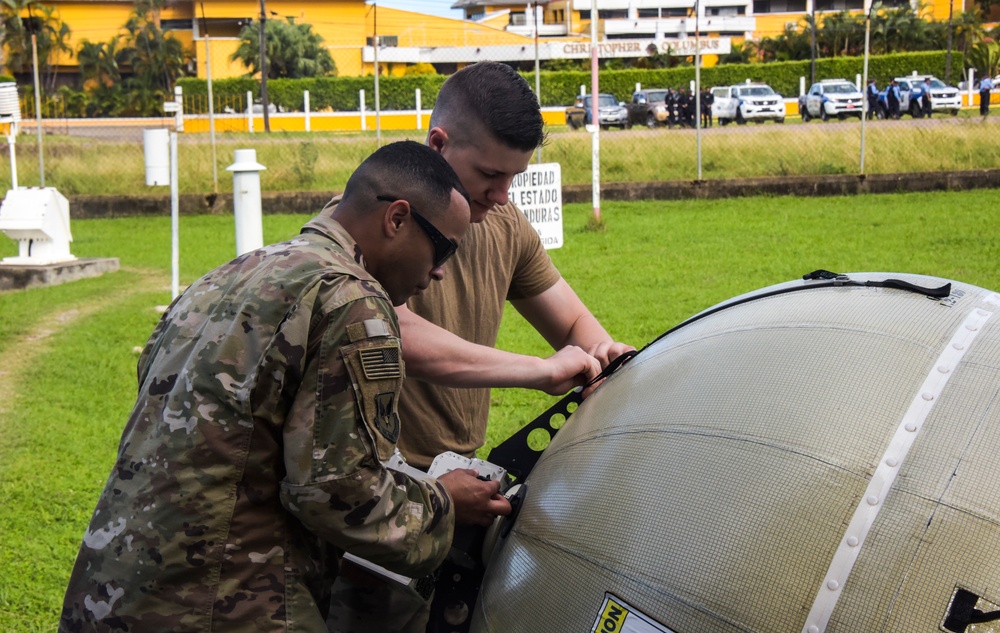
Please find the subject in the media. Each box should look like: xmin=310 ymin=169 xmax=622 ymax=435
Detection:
xmin=429 ymin=61 xmax=546 ymax=153
xmin=342 ymin=141 xmax=469 ymax=221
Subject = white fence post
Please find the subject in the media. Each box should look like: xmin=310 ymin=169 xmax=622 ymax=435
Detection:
xmin=416 ymin=88 xmax=422 ymax=130
xmin=304 ymin=90 xmax=311 ymax=132
xmin=246 ymin=90 xmax=254 ymax=133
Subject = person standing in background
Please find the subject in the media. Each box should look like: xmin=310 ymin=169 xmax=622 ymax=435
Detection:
xmin=979 ymin=75 xmax=994 ymax=116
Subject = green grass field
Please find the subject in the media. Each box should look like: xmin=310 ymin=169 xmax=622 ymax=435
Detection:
xmin=1 ymin=190 xmax=999 ymax=630
xmin=2 ymin=114 xmax=999 ymax=194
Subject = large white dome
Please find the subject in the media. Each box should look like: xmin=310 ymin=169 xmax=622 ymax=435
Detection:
xmin=474 ymin=272 xmax=1000 ymax=633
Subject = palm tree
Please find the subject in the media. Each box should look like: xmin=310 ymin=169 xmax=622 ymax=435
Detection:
xmin=817 ymin=11 xmax=864 ymax=57
xmin=952 ymin=10 xmax=985 ymax=59
xmin=35 ymin=4 xmax=71 ymax=90
xmin=718 ymin=40 xmax=758 ymax=64
xmin=230 ymin=17 xmax=336 ymax=79
xmin=76 ymin=38 xmax=122 ymax=90
xmin=0 ymin=0 xmax=73 ymax=89
xmin=966 ymin=41 xmax=1000 ymax=81
xmin=113 ymin=0 xmax=189 ymax=114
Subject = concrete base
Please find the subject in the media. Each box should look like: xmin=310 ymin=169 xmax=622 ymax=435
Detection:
xmin=0 ymin=257 xmax=120 ymax=292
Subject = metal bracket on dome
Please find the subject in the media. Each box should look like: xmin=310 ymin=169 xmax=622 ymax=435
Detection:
xmin=487 ymin=388 xmax=584 ymax=484
xmin=488 ymin=349 xmax=639 ymax=484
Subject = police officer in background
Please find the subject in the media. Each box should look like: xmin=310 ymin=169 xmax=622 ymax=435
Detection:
xmin=922 ymin=77 xmax=933 ymax=117
xmin=866 ymin=79 xmax=879 ymax=120
xmin=887 ymin=80 xmax=901 ymax=119
xmin=979 ymin=75 xmax=994 ymax=116
xmin=59 ymin=141 xmax=508 ymax=632
xmin=666 ymin=87 xmax=678 ymax=128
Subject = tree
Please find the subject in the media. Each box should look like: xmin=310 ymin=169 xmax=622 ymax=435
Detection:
xmin=718 ymin=40 xmax=759 ymax=65
xmin=230 ymin=17 xmax=336 ymax=79
xmin=71 ymin=0 xmax=190 ymax=116
xmin=118 ymin=0 xmax=188 ymax=101
xmin=758 ymin=22 xmax=812 ymax=62
xmin=966 ymin=41 xmax=1000 ymax=80
xmin=816 ymin=11 xmax=864 ymax=57
xmin=0 ymin=0 xmax=72 ymax=90
xmin=76 ymin=38 xmax=121 ymax=90
xmin=952 ymin=10 xmax=986 ymax=59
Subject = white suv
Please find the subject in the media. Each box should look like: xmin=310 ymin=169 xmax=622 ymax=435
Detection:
xmin=712 ymin=83 xmax=786 ymax=125
xmin=895 ymin=75 xmax=962 ymax=117
xmin=800 ymin=79 xmax=864 ymax=121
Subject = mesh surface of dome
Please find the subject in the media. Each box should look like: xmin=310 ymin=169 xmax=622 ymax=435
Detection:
xmin=473 ymin=273 xmax=1000 ymax=633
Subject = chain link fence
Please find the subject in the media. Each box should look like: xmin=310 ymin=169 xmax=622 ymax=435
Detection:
xmin=0 ymin=53 xmax=997 ymax=198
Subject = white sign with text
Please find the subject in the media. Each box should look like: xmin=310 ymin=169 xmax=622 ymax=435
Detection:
xmin=508 ymin=162 xmax=563 ymax=250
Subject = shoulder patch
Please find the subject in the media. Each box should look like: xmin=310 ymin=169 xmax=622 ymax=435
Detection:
xmin=373 ymin=392 xmax=401 ymax=443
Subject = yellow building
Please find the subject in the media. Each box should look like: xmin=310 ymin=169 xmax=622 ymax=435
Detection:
xmin=3 ymin=0 xmax=979 ymax=83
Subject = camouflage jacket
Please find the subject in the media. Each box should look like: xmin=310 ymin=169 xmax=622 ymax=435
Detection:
xmin=60 ymin=215 xmax=455 ymax=632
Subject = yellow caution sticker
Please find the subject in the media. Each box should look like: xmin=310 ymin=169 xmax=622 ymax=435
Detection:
xmin=591 ymin=594 xmax=676 ymax=633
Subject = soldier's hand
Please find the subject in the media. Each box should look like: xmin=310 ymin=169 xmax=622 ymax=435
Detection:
xmin=437 ymin=468 xmax=511 ymax=527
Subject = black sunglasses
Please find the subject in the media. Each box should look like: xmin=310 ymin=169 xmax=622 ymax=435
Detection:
xmin=376 ymin=195 xmax=458 ymax=268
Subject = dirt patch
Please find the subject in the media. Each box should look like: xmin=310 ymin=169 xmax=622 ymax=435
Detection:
xmin=0 ymin=270 xmax=167 ymax=426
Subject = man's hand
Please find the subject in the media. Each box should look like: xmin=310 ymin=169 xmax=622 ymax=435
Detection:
xmin=586 ymin=341 xmax=636 ymax=369
xmin=537 ymin=345 xmax=602 ymax=396
xmin=437 ymin=469 xmax=511 ymax=527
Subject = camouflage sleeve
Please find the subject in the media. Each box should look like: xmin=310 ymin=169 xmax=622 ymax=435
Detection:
xmin=279 ymin=289 xmax=454 ymax=578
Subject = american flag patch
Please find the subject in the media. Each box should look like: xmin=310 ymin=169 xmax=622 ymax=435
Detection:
xmin=360 ymin=346 xmax=401 ymax=379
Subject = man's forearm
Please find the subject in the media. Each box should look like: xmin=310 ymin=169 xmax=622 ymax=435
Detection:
xmin=397 ymin=306 xmax=599 ymax=393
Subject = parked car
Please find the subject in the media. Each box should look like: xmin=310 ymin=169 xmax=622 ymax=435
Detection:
xmin=626 ymin=89 xmax=670 ymax=128
xmin=565 ymin=93 xmax=629 ymax=130
xmin=799 ymin=79 xmax=864 ymax=122
xmin=711 ymin=83 xmax=786 ymax=125
xmin=877 ymin=75 xmax=961 ymax=118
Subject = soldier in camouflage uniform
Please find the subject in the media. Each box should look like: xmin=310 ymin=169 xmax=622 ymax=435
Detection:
xmin=60 ymin=140 xmax=509 ymax=632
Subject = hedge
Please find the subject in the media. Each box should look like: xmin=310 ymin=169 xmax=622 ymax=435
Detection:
xmin=176 ymin=50 xmax=962 ymax=113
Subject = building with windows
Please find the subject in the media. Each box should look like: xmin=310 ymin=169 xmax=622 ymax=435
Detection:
xmin=3 ymin=0 xmax=976 ymax=85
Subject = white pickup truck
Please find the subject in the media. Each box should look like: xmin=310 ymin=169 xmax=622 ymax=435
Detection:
xmin=711 ymin=83 xmax=786 ymax=125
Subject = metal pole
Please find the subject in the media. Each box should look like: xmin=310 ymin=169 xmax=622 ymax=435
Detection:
xmin=810 ymin=0 xmax=817 ymax=86
xmin=170 ymin=131 xmax=180 ymax=299
xmin=695 ymin=0 xmax=702 ymax=181
xmin=201 ymin=3 xmax=218 ymax=193
xmin=859 ymin=0 xmax=872 ymax=175
xmin=31 ymin=33 xmax=44 ymax=187
xmin=945 ymin=0 xmax=954 ymax=84
xmin=259 ymin=0 xmax=271 ymax=132
xmin=589 ymin=0 xmax=600 ymax=222
xmin=534 ymin=1 xmax=542 ymax=164
xmin=8 ymin=125 xmax=18 ymax=190
xmin=373 ymin=3 xmax=381 ymax=146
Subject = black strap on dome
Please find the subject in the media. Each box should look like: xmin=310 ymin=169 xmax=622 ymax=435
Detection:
xmin=943 ymin=588 xmax=1000 ymax=632
xmin=802 ymin=269 xmax=952 ymax=298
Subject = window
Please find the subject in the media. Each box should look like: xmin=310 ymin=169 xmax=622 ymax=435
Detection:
xmin=161 ymin=19 xmax=191 ymax=31
xmin=754 ymin=0 xmax=805 ymax=11
xmin=367 ymin=35 xmax=398 ymax=47
xmin=598 ymin=9 xmax=628 ymax=18
xmin=638 ymin=8 xmax=660 ymax=17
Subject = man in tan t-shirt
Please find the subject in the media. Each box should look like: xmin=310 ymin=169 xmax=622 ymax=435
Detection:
xmin=328 ymin=62 xmax=633 ymax=632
